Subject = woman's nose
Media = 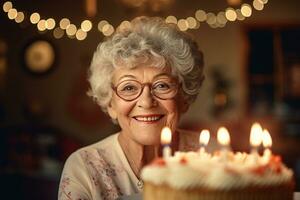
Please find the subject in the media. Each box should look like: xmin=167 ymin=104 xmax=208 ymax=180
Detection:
xmin=136 ymin=85 xmax=157 ymax=108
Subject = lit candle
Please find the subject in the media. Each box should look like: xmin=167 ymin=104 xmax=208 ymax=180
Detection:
xmin=217 ymin=127 xmax=231 ymax=161
xmin=262 ymin=129 xmax=272 ymax=163
xmin=199 ymin=129 xmax=210 ymax=156
xmin=249 ymin=122 xmax=263 ymax=162
xmin=161 ymin=127 xmax=172 ymax=159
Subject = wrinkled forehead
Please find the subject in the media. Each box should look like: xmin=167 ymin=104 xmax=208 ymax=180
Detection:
xmin=111 ymin=65 xmax=173 ymax=83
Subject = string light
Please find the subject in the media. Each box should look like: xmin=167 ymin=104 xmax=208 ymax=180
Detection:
xmin=66 ymin=24 xmax=77 ymax=36
xmin=30 ymin=13 xmax=40 ymax=24
xmin=37 ymin=19 xmax=47 ymax=31
xmin=53 ymin=27 xmax=64 ymax=39
xmin=241 ymin=4 xmax=252 ymax=17
xmin=46 ymin=18 xmax=56 ymax=30
xmin=119 ymin=20 xmax=131 ymax=30
xmin=225 ymin=8 xmax=237 ymax=21
xmin=97 ymin=20 xmax=109 ymax=32
xmin=253 ymin=0 xmax=264 ymax=11
xmin=177 ymin=19 xmax=188 ymax=31
xmin=165 ymin=15 xmax=177 ymax=24
xmin=59 ymin=18 xmax=70 ymax=29
xmin=7 ymin=8 xmax=17 ymax=19
xmin=1 ymin=0 xmax=269 ymax=41
xmin=236 ymin=9 xmax=246 ymax=21
xmin=15 ymin=11 xmax=24 ymax=23
xmin=186 ymin=17 xmax=197 ymax=29
xmin=2 ymin=1 xmax=12 ymax=12
xmin=76 ymin=29 xmax=87 ymax=40
xmin=81 ymin=20 xmax=92 ymax=32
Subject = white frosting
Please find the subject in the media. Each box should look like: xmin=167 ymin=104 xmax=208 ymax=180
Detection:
xmin=141 ymin=151 xmax=294 ymax=190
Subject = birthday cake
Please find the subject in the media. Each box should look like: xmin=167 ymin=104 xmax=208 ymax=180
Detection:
xmin=141 ymin=126 xmax=294 ymax=200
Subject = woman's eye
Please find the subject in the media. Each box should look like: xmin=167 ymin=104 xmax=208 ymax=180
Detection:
xmin=122 ymin=85 xmax=136 ymax=91
xmin=154 ymin=82 xmax=170 ymax=90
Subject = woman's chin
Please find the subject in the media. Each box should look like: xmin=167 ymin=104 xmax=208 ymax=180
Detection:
xmin=134 ymin=134 xmax=160 ymax=146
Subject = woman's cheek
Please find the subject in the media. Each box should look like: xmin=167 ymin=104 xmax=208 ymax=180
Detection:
xmin=164 ymin=101 xmax=180 ymax=132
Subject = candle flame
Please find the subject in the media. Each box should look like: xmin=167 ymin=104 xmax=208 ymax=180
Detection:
xmin=262 ymin=129 xmax=272 ymax=148
xmin=161 ymin=127 xmax=172 ymax=144
xmin=217 ymin=127 xmax=230 ymax=146
xmin=199 ymin=129 xmax=210 ymax=145
xmin=250 ymin=122 xmax=263 ymax=147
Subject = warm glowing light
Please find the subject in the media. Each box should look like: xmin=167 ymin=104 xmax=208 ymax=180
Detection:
xmin=98 ymin=20 xmax=109 ymax=32
xmin=217 ymin=127 xmax=230 ymax=146
xmin=76 ymin=29 xmax=87 ymax=40
xmin=236 ymin=9 xmax=245 ymax=21
xmin=165 ymin=16 xmax=177 ymax=24
xmin=199 ymin=130 xmax=210 ymax=146
xmin=3 ymin=1 xmax=13 ymax=12
xmin=66 ymin=24 xmax=77 ymax=36
xmin=206 ymin=13 xmax=217 ymax=25
xmin=225 ymin=8 xmax=237 ymax=21
xmin=30 ymin=13 xmax=40 ymax=24
xmin=253 ymin=0 xmax=264 ymax=10
xmin=186 ymin=17 xmax=197 ymax=29
xmin=177 ymin=19 xmax=188 ymax=31
xmin=194 ymin=21 xmax=200 ymax=29
xmin=227 ymin=0 xmax=241 ymax=6
xmin=161 ymin=127 xmax=172 ymax=145
xmin=250 ymin=122 xmax=263 ymax=147
xmin=37 ymin=19 xmax=47 ymax=31
xmin=195 ymin=9 xmax=206 ymax=22
xmin=217 ymin=12 xmax=227 ymax=24
xmin=81 ymin=20 xmax=92 ymax=32
xmin=7 ymin=8 xmax=17 ymax=20
xmin=60 ymin=18 xmax=70 ymax=30
xmin=241 ymin=4 xmax=252 ymax=17
xmin=119 ymin=20 xmax=131 ymax=31
xmin=15 ymin=12 xmax=24 ymax=23
xmin=102 ymin=24 xmax=114 ymax=36
xmin=46 ymin=18 xmax=56 ymax=30
xmin=262 ymin=129 xmax=272 ymax=148
xmin=258 ymin=0 xmax=268 ymax=4
xmin=53 ymin=27 xmax=64 ymax=39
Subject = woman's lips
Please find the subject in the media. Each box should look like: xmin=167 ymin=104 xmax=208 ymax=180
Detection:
xmin=132 ymin=114 xmax=164 ymax=123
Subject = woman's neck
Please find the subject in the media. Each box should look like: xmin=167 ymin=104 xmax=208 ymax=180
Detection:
xmin=118 ymin=131 xmax=179 ymax=179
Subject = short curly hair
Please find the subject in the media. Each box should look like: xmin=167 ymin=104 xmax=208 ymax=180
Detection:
xmin=87 ymin=16 xmax=204 ymax=113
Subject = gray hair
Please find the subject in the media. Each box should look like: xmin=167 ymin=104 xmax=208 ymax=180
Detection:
xmin=87 ymin=16 xmax=204 ymax=113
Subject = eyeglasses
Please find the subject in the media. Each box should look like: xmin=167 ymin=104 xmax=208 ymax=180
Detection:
xmin=112 ymin=79 xmax=178 ymax=101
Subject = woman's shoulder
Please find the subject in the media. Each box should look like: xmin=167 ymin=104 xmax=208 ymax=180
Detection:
xmin=66 ymin=133 xmax=119 ymax=164
xmin=59 ymin=133 xmax=123 ymax=200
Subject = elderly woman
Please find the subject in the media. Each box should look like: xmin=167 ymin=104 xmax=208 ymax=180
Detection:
xmin=58 ymin=16 xmax=204 ymax=200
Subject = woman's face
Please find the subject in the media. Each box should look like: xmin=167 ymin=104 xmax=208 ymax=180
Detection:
xmin=108 ymin=65 xmax=186 ymax=145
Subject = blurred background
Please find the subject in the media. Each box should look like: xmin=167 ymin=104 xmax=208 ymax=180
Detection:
xmin=0 ymin=0 xmax=299 ymax=199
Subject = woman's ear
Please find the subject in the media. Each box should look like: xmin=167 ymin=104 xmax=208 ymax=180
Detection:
xmin=180 ymin=101 xmax=189 ymax=113
xmin=107 ymin=102 xmax=117 ymax=120
xmin=178 ymin=92 xmax=189 ymax=113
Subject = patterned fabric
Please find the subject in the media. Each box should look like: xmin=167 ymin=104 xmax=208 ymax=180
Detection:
xmin=58 ymin=130 xmax=202 ymax=200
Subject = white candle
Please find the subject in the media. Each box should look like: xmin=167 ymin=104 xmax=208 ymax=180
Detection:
xmin=199 ymin=129 xmax=210 ymax=156
xmin=249 ymin=122 xmax=263 ymax=162
xmin=217 ymin=127 xmax=231 ymax=162
xmin=161 ymin=127 xmax=172 ymax=159
xmin=262 ymin=129 xmax=272 ymax=163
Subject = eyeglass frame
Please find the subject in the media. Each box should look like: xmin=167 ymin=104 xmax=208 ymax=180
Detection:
xmin=111 ymin=79 xmax=179 ymax=101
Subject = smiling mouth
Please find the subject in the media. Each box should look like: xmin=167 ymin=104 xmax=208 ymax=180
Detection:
xmin=133 ymin=115 xmax=164 ymax=122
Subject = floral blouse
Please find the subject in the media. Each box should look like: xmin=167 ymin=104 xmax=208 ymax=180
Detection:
xmin=58 ymin=129 xmax=210 ymax=200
